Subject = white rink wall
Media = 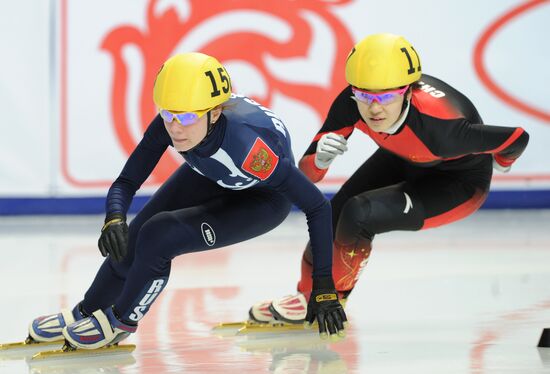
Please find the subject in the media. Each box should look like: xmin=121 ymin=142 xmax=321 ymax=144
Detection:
xmin=0 ymin=0 xmax=549 ymax=211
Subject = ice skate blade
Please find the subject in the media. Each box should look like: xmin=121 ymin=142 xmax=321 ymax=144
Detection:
xmin=0 ymin=340 xmax=62 ymax=361
xmin=213 ymin=320 xmax=317 ymax=335
xmin=0 ymin=339 xmax=60 ymax=351
xmin=31 ymin=343 xmax=136 ymax=360
xmin=213 ymin=320 xmax=293 ymax=330
xmin=212 ymin=321 xmax=269 ymax=336
xmin=212 ymin=321 xmax=255 ymax=330
xmin=238 ymin=321 xmax=313 ymax=334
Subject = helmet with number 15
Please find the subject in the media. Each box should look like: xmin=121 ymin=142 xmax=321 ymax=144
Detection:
xmin=153 ymin=52 xmax=232 ymax=116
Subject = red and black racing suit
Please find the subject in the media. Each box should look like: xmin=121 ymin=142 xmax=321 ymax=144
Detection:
xmin=296 ymin=74 xmax=529 ymax=299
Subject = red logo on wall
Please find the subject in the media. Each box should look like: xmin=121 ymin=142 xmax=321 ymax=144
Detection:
xmin=61 ymin=0 xmax=355 ymax=187
xmin=474 ymin=0 xmax=550 ymax=124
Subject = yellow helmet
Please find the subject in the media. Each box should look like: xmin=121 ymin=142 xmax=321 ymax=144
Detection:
xmin=153 ymin=52 xmax=231 ymax=114
xmin=345 ymin=33 xmax=421 ymax=90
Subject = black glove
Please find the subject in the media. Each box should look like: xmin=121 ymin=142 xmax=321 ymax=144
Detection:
xmin=305 ymin=276 xmax=347 ymax=338
xmin=98 ymin=213 xmax=128 ymax=262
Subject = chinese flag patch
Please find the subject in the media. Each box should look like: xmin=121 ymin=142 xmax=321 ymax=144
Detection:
xmin=242 ymin=137 xmax=279 ymax=181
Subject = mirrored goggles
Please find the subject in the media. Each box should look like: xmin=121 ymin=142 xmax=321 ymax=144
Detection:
xmin=351 ymin=85 xmax=409 ymax=105
xmin=159 ymin=108 xmax=209 ymax=126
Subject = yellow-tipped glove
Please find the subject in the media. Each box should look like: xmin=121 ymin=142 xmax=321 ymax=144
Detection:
xmin=305 ymin=276 xmax=347 ymax=338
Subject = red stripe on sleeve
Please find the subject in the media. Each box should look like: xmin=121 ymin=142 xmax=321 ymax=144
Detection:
xmin=298 ymin=154 xmax=328 ymax=183
xmin=487 ymin=128 xmax=524 ymax=154
xmin=493 ymin=153 xmax=513 ymax=167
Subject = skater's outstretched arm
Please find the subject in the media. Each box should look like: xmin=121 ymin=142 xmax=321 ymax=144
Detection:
xmin=269 ymin=159 xmax=347 ymax=337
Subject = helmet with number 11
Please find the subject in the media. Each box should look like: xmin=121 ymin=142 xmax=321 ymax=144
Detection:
xmin=345 ymin=33 xmax=422 ymax=90
xmin=153 ymin=52 xmax=232 ymax=123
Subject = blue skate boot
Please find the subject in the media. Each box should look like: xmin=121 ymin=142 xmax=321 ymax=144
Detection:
xmin=28 ymin=303 xmax=87 ymax=343
xmin=62 ymin=306 xmax=137 ymax=350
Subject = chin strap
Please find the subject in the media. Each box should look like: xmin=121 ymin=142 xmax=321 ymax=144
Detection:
xmin=205 ymin=111 xmax=214 ymax=135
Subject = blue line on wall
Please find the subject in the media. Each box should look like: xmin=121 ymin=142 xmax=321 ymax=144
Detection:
xmin=0 ymin=190 xmax=549 ymax=215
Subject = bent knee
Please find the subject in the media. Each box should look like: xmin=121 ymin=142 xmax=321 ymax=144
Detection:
xmin=134 ymin=212 xmax=193 ymax=261
xmin=338 ymin=195 xmax=371 ymax=231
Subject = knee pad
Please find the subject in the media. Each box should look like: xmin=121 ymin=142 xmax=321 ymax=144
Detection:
xmin=134 ymin=212 xmax=194 ymax=263
xmin=337 ymin=187 xmax=424 ymax=241
xmin=336 ymin=195 xmax=374 ymax=245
